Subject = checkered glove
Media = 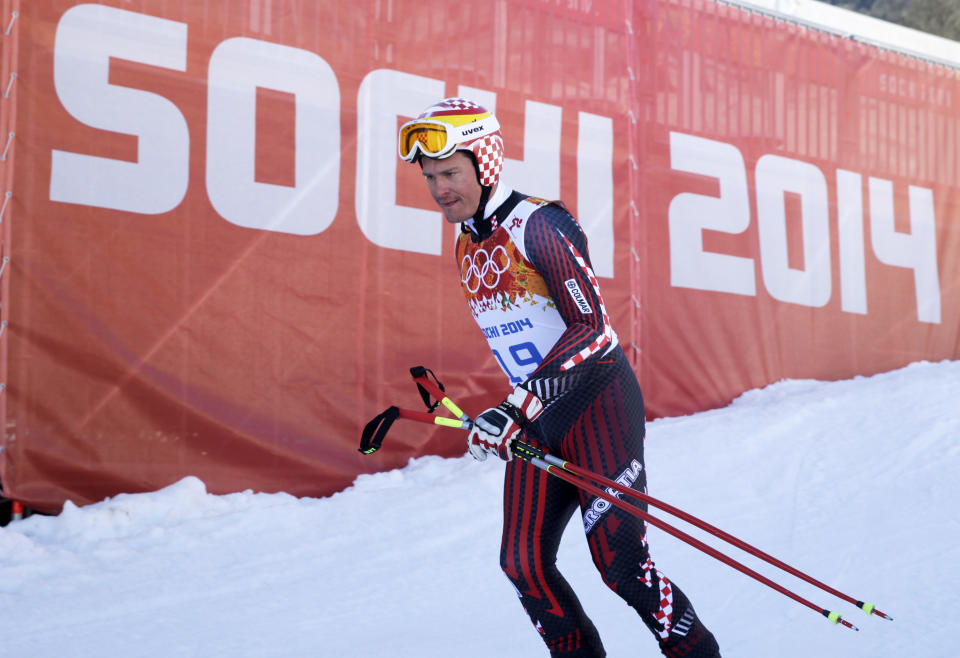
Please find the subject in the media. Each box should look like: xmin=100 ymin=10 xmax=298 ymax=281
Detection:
xmin=467 ymin=386 xmax=543 ymax=462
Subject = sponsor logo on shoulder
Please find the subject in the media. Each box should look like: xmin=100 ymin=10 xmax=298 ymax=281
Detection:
xmin=565 ymin=279 xmax=593 ymax=315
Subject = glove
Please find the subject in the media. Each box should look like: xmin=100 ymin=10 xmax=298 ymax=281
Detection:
xmin=467 ymin=386 xmax=544 ymax=462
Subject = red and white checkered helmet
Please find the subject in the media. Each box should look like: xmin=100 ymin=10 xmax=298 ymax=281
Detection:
xmin=398 ymin=97 xmax=504 ymax=188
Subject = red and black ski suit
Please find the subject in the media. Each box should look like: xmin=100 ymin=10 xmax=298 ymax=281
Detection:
xmin=456 ymin=189 xmax=721 ymax=658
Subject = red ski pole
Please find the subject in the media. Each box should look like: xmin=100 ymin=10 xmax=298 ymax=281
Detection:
xmin=363 ymin=367 xmax=893 ymax=630
xmin=522 ymin=448 xmax=861 ymax=630
xmin=512 ymin=439 xmax=893 ymax=623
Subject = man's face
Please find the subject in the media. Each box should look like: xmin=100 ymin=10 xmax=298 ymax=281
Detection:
xmin=420 ymin=151 xmax=484 ymax=223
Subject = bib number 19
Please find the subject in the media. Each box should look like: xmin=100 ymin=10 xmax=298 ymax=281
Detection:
xmin=492 ymin=341 xmax=544 ymax=384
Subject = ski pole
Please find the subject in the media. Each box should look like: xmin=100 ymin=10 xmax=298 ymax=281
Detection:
xmin=518 ymin=444 xmax=862 ymax=630
xmin=362 ymin=367 xmax=892 ymax=630
xmin=363 ymin=402 xmax=861 ymax=631
xmin=510 ymin=439 xmax=892 ymax=623
xmin=407 ymin=369 xmax=891 ymax=621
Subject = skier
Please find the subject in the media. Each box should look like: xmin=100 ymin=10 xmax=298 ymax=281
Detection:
xmin=398 ymin=97 xmax=721 ymax=658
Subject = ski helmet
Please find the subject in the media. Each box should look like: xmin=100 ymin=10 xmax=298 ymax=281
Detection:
xmin=398 ymin=97 xmax=504 ymax=189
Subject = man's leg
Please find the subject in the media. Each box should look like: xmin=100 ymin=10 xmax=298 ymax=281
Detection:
xmin=560 ymin=364 xmax=722 ymax=657
xmin=585 ymin=511 xmax=722 ymax=657
xmin=500 ymin=451 xmax=606 ymax=657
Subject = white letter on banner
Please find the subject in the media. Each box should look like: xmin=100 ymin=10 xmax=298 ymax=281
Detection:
xmin=576 ymin=112 xmax=614 ymax=278
xmin=755 ymin=154 xmax=831 ymax=308
xmin=356 ymin=70 xmax=445 ymax=255
xmin=667 ymin=132 xmax=755 ymax=295
xmin=464 ymin=88 xmax=563 ymax=200
xmin=206 ymin=38 xmax=339 ymax=235
xmin=836 ymin=169 xmax=868 ymax=315
xmin=50 ymin=4 xmax=188 ymax=214
xmin=868 ymin=178 xmax=941 ymax=323
xmin=459 ymin=88 xmax=611 ymax=277
xmin=501 ymin=100 xmax=562 ymax=202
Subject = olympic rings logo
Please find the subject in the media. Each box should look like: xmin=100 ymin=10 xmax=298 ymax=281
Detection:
xmin=461 ymin=245 xmax=510 ymax=293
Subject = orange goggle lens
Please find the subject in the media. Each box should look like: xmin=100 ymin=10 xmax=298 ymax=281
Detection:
xmin=398 ymin=121 xmax=454 ymax=161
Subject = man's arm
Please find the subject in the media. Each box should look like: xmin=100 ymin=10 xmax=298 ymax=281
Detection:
xmin=519 ymin=204 xmax=615 ymax=401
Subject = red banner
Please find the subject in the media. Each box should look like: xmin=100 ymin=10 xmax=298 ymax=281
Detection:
xmin=2 ymin=0 xmax=958 ymax=511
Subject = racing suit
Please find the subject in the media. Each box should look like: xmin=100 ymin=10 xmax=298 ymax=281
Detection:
xmin=456 ymin=185 xmax=721 ymax=658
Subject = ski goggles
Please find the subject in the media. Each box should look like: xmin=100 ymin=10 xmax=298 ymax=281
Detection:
xmin=397 ymin=115 xmax=500 ymax=162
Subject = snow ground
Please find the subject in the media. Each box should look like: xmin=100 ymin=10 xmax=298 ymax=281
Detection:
xmin=1 ymin=360 xmax=958 ymax=657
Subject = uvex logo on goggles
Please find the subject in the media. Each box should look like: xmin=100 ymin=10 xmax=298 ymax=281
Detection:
xmin=398 ymin=115 xmax=500 ymax=162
